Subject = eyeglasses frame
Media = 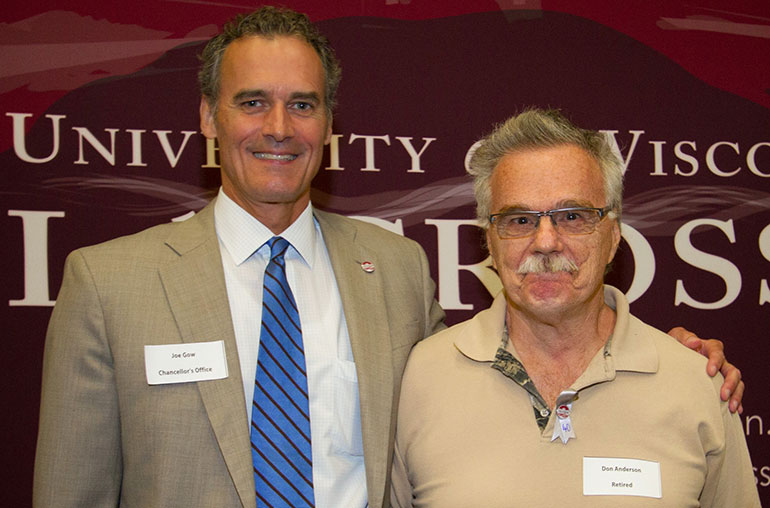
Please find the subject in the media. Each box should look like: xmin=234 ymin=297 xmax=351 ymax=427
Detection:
xmin=488 ymin=206 xmax=615 ymax=239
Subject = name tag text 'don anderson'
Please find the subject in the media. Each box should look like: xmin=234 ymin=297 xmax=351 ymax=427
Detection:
xmin=583 ymin=457 xmax=662 ymax=498
xmin=144 ymin=340 xmax=228 ymax=385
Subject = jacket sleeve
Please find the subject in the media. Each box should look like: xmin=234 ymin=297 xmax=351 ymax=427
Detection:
xmin=33 ymin=249 xmax=122 ymax=508
xmin=416 ymin=237 xmax=446 ymax=340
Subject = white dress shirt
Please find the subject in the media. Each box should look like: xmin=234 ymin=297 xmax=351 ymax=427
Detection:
xmin=214 ymin=189 xmax=367 ymax=507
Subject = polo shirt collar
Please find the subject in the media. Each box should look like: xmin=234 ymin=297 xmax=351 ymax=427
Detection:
xmin=601 ymin=285 xmax=658 ymax=374
xmin=453 ymin=286 xmax=659 ymax=376
xmin=454 ymin=291 xmax=507 ymax=362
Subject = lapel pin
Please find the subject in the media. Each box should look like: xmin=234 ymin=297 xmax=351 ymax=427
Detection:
xmin=360 ymin=261 xmax=375 ymax=273
xmin=551 ymin=391 xmax=578 ymax=445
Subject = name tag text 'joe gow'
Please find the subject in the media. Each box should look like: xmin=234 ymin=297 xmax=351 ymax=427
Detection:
xmin=144 ymin=340 xmax=228 ymax=385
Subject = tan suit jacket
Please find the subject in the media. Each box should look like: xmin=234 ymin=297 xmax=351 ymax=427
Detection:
xmin=33 ymin=201 xmax=445 ymax=508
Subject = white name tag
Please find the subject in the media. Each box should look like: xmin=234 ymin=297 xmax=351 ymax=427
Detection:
xmin=583 ymin=457 xmax=662 ymax=498
xmin=144 ymin=340 xmax=228 ymax=385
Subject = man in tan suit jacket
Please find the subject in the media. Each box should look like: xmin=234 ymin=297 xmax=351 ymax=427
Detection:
xmin=33 ymin=6 xmax=742 ymax=508
xmin=34 ymin=200 xmax=443 ymax=507
xmin=34 ymin=6 xmax=443 ymax=508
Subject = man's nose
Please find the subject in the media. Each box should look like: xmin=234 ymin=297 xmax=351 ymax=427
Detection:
xmin=262 ymin=105 xmax=294 ymax=141
xmin=532 ymin=214 xmax=563 ymax=253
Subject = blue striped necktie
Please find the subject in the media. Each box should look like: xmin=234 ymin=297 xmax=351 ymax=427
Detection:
xmin=251 ymin=237 xmax=314 ymax=507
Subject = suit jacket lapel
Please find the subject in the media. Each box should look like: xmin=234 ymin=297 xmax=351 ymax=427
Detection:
xmin=158 ymin=202 xmax=256 ymax=508
xmin=316 ymin=211 xmax=394 ymax=508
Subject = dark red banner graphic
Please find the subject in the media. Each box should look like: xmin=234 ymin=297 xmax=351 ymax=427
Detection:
xmin=2 ymin=2 xmax=769 ymax=506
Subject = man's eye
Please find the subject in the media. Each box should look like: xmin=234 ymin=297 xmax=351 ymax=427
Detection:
xmin=242 ymin=100 xmax=261 ymax=108
xmin=559 ymin=210 xmax=588 ymax=222
xmin=509 ymin=215 xmax=532 ymax=225
xmin=292 ymin=102 xmax=313 ymax=111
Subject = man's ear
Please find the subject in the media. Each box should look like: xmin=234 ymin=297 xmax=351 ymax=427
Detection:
xmin=200 ymin=97 xmax=217 ymax=139
xmin=608 ymin=219 xmax=621 ymax=263
xmin=486 ymin=229 xmax=498 ymax=271
xmin=324 ymin=115 xmax=333 ymax=145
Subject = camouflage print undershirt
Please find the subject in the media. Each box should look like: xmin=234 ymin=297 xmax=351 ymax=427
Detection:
xmin=491 ymin=325 xmax=612 ymax=431
xmin=491 ymin=326 xmax=552 ymax=431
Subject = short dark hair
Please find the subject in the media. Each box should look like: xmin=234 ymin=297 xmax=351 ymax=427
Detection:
xmin=198 ymin=6 xmax=342 ymax=116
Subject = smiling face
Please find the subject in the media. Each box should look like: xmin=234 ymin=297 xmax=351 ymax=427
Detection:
xmin=200 ymin=35 xmax=331 ymax=229
xmin=486 ymin=144 xmax=621 ymax=322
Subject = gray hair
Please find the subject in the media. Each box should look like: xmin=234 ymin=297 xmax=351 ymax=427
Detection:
xmin=198 ymin=6 xmax=342 ymax=116
xmin=468 ymin=108 xmax=624 ymax=227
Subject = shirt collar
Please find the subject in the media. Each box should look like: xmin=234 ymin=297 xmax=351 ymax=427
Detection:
xmin=454 ymin=286 xmax=658 ymax=375
xmin=601 ymin=285 xmax=658 ymax=374
xmin=213 ymin=187 xmax=317 ymax=267
xmin=454 ymin=291 xmax=508 ymax=362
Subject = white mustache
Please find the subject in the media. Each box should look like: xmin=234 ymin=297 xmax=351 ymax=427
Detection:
xmin=517 ymin=254 xmax=578 ymax=275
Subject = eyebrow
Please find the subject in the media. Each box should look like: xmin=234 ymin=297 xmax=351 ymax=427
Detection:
xmin=289 ymin=91 xmax=321 ymax=104
xmin=231 ymin=89 xmax=265 ymax=103
xmin=231 ymin=89 xmax=322 ymax=105
xmin=497 ymin=200 xmax=596 ymax=213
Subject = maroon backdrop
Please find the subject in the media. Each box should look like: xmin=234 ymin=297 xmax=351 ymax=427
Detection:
xmin=2 ymin=1 xmax=769 ymax=505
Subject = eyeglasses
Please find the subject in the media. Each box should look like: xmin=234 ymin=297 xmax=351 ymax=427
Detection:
xmin=489 ymin=206 xmax=614 ymax=239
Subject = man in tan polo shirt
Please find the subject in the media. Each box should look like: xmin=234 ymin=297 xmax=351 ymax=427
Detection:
xmin=391 ymin=109 xmax=759 ymax=507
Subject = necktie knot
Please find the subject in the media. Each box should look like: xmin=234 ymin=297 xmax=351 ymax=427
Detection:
xmin=268 ymin=236 xmax=290 ymax=262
